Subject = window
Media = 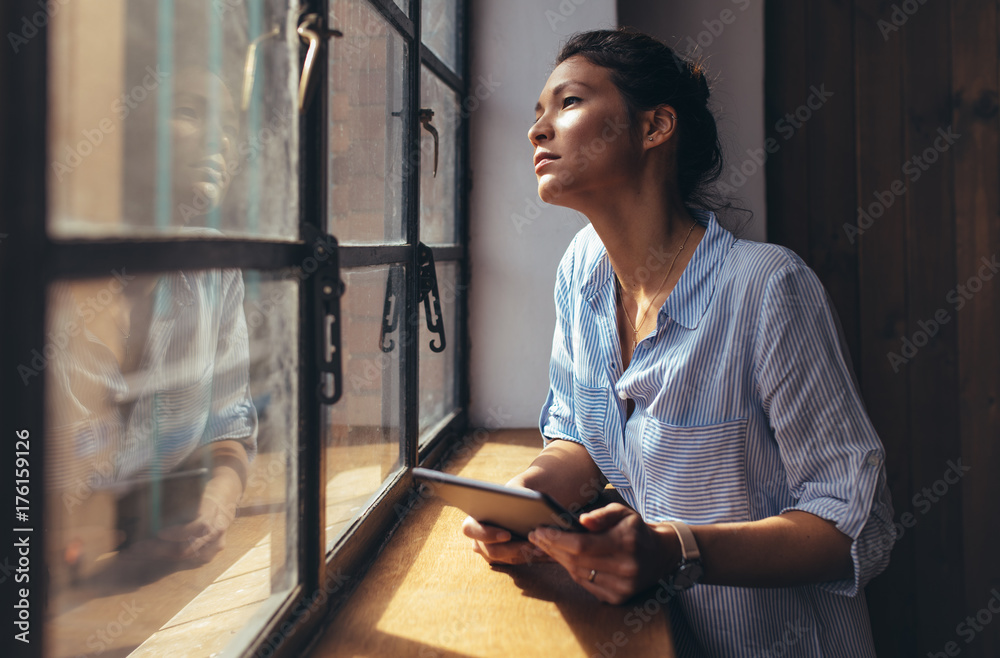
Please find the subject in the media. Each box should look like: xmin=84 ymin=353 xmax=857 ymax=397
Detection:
xmin=0 ymin=0 xmax=467 ymax=655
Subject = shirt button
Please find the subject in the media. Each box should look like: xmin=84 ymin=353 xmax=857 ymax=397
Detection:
xmin=867 ymin=454 xmax=880 ymax=467
xmin=114 ymin=393 xmax=125 ymax=403
xmin=618 ymin=390 xmax=627 ymax=400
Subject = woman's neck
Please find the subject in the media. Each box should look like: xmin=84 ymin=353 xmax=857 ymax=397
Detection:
xmin=581 ymin=184 xmax=703 ymax=302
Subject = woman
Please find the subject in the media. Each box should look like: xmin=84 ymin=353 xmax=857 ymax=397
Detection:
xmin=47 ymin=63 xmax=255 ymax=572
xmin=463 ymin=29 xmax=894 ymax=657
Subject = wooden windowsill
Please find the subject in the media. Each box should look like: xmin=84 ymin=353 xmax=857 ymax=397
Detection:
xmin=310 ymin=429 xmax=676 ymax=657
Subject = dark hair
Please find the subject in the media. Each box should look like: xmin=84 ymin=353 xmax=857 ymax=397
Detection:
xmin=557 ymin=28 xmax=725 ymax=213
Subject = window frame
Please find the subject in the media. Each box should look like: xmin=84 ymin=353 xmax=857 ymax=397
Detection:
xmin=0 ymin=0 xmax=469 ymax=655
xmin=319 ymin=0 xmax=471 ymax=625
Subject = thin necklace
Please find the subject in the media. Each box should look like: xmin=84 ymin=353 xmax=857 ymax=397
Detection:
xmin=616 ymin=219 xmax=698 ymax=352
xmin=112 ymin=315 xmax=130 ymax=339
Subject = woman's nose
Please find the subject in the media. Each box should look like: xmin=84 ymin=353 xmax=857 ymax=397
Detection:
xmin=528 ymin=115 xmax=550 ymax=146
xmin=219 ymin=133 xmax=235 ymax=168
xmin=205 ymin=124 xmax=234 ymax=168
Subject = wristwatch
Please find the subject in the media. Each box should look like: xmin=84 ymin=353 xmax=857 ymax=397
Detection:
xmin=666 ymin=521 xmax=703 ymax=591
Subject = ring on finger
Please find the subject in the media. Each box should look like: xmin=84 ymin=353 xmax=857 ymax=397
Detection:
xmin=588 ymin=569 xmax=597 ymax=583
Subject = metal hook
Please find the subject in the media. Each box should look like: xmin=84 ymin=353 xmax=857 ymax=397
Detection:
xmin=419 ymin=108 xmax=439 ymax=177
xmin=380 ymin=268 xmax=401 ymax=353
xmin=417 ymin=243 xmax=446 ymax=353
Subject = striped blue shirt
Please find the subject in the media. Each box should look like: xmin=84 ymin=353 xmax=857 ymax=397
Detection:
xmin=539 ymin=210 xmax=894 ymax=657
xmin=46 ymin=269 xmax=258 ymax=495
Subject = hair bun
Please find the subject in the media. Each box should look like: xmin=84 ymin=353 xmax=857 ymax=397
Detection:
xmin=686 ymin=59 xmax=711 ymax=106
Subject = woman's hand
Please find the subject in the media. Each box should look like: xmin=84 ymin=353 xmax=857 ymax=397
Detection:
xmin=154 ymin=439 xmax=249 ymax=562
xmin=156 ymin=469 xmax=243 ymax=561
xmin=527 ymin=503 xmax=681 ymax=604
xmin=460 ymin=474 xmax=546 ymax=565
xmin=462 ymin=516 xmax=551 ymax=565
xmin=461 ymin=439 xmax=602 ymax=566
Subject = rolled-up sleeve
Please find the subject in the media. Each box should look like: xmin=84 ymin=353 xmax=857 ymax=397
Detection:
xmin=753 ymin=260 xmax=895 ymax=596
xmin=202 ymin=269 xmax=258 ymax=461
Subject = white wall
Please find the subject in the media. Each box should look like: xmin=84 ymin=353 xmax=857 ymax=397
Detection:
xmin=618 ymin=0 xmax=767 ymax=242
xmin=468 ymin=0 xmax=617 ymax=427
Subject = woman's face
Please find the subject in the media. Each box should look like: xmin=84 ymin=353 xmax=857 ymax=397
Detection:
xmin=529 ymin=56 xmax=640 ymax=207
xmin=170 ymin=67 xmax=238 ymax=215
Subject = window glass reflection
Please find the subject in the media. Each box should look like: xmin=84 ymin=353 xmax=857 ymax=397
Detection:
xmin=419 ymin=260 xmax=460 ymax=440
xmin=48 ymin=0 xmax=298 ymax=240
xmin=325 ymin=266 xmax=404 ymax=550
xmin=419 ymin=67 xmax=459 ymax=245
xmin=421 ymin=0 xmax=459 ymax=72
xmin=328 ymin=1 xmax=407 ymax=244
xmin=44 ymin=271 xmax=298 ymax=657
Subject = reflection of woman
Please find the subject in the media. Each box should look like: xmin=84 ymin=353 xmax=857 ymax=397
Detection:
xmin=463 ymin=30 xmax=894 ymax=656
xmin=119 ymin=64 xmax=240 ymax=227
xmin=170 ymin=66 xmax=240 ymax=223
xmin=48 ymin=64 xmax=255 ymax=564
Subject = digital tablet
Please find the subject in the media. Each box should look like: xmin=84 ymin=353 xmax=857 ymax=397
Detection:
xmin=412 ymin=467 xmax=586 ymax=537
xmin=117 ymin=467 xmax=209 ymax=547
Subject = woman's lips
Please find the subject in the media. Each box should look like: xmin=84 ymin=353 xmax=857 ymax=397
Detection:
xmin=534 ymin=156 xmax=560 ymax=173
xmin=192 ymin=165 xmax=224 ymax=186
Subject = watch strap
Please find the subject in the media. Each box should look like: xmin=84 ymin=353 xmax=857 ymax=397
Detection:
xmin=669 ymin=521 xmax=701 ymax=561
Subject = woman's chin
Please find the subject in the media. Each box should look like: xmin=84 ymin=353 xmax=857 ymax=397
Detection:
xmin=176 ymin=181 xmax=225 ymax=218
xmin=192 ymin=181 xmax=225 ymax=207
xmin=537 ymin=178 xmax=569 ymax=206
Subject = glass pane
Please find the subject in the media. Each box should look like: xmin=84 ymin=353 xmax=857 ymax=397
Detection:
xmin=421 ymin=0 xmax=459 ymax=72
xmin=47 ymin=0 xmax=299 ymax=240
xmin=420 ymin=67 xmax=459 ymax=245
xmin=419 ymin=260 xmax=459 ymax=441
xmin=328 ymin=1 xmax=407 ymax=244
xmin=325 ymin=266 xmax=404 ymax=550
xmin=43 ymin=270 xmax=299 ymax=657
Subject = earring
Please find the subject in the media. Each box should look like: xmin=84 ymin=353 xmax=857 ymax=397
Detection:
xmin=648 ymin=136 xmax=654 ymax=141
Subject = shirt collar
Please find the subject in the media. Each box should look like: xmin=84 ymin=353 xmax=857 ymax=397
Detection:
xmin=580 ymin=208 xmax=736 ymax=330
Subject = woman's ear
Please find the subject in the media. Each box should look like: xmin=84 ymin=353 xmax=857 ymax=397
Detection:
xmin=644 ymin=105 xmax=678 ymax=147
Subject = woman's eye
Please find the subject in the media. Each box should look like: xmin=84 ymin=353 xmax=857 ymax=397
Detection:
xmin=174 ymin=106 xmax=198 ymax=121
xmin=562 ymin=96 xmax=581 ymax=108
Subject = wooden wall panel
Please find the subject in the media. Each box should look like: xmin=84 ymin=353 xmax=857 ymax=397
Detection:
xmin=852 ymin=0 xmax=912 ymax=653
xmin=806 ymin=0 xmax=861 ymax=361
xmin=766 ymin=1 xmax=1000 ymax=656
xmin=953 ymin=2 xmax=1000 ymax=658
xmin=903 ymin=0 xmax=966 ymax=652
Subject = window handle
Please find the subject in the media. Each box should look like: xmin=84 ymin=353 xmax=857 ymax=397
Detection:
xmin=419 ymin=109 xmax=439 ymax=177
xmin=305 ymin=227 xmax=345 ymax=405
xmin=380 ymin=267 xmax=401 ymax=353
xmin=297 ymin=14 xmax=342 ymax=112
xmin=418 ymin=243 xmax=446 ymax=353
xmin=241 ymin=25 xmax=280 ymax=112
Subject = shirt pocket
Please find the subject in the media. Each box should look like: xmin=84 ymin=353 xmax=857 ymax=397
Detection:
xmin=572 ymin=383 xmax=631 ymax=490
xmin=639 ymin=416 xmax=749 ymax=524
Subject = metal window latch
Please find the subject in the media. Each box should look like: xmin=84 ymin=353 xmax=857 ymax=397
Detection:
xmin=419 ymin=109 xmax=439 ymax=177
xmin=297 ymin=13 xmax=343 ymax=112
xmin=305 ymin=227 xmax=345 ymax=404
xmin=380 ymin=267 xmax=401 ymax=353
xmin=241 ymin=7 xmax=343 ymax=113
xmin=241 ymin=25 xmax=281 ymax=111
xmin=418 ymin=243 xmax=446 ymax=353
